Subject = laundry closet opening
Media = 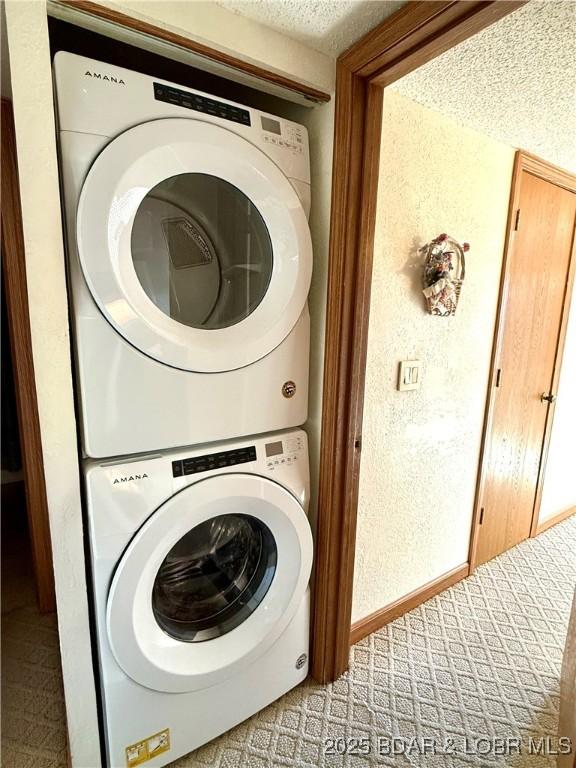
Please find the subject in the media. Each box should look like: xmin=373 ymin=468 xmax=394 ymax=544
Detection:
xmin=44 ymin=11 xmax=331 ymax=766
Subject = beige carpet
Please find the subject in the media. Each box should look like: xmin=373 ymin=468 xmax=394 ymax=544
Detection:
xmin=2 ymin=515 xmax=575 ymax=768
xmin=1 ymin=517 xmax=67 ymax=768
xmin=176 ymin=515 xmax=576 ymax=768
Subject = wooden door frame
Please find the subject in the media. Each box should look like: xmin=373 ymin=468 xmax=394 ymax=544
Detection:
xmin=1 ymin=98 xmax=56 ymax=613
xmin=310 ymin=0 xmax=526 ymax=684
xmin=468 ymin=151 xmax=576 ymax=570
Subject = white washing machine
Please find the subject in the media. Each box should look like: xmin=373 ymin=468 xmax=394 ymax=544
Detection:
xmin=85 ymin=428 xmax=312 ymax=767
xmin=54 ymin=52 xmax=313 ymax=458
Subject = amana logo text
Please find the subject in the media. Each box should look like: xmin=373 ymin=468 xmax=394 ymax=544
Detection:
xmin=84 ymin=71 xmax=126 ymax=85
xmin=113 ymin=473 xmax=148 ymax=485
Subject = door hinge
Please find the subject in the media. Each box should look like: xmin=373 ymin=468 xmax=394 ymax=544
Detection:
xmin=495 ymin=368 xmax=502 ymax=387
xmin=479 ymin=507 xmax=484 ymax=525
xmin=514 ymin=208 xmax=521 ymax=231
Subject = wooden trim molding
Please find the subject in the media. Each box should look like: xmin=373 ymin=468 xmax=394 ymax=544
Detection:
xmin=311 ymin=67 xmax=383 ymax=683
xmin=518 ymin=151 xmax=576 ymax=195
xmin=535 ymin=507 xmax=576 ymax=537
xmin=342 ymin=1 xmax=525 ymax=85
xmin=468 ymin=151 xmax=576 ymax=570
xmin=350 ymin=564 xmax=470 ymax=646
xmin=52 ymin=0 xmax=331 ymax=103
xmin=530 ymin=221 xmax=576 ymax=538
xmin=1 ymin=98 xmax=56 ymax=613
xmin=312 ymin=0 xmax=526 ymax=684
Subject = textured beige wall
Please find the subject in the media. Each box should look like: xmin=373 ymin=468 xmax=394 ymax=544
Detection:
xmin=352 ymin=90 xmax=514 ymax=624
xmin=539 ymin=294 xmax=576 ymax=524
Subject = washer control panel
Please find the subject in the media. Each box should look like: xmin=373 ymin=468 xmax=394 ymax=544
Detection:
xmin=172 ymin=445 xmax=256 ymax=477
xmin=265 ymin=434 xmax=304 ymax=471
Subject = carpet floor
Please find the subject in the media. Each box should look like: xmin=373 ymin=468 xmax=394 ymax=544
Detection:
xmin=1 ymin=514 xmax=67 ymax=768
xmin=2 ymin=515 xmax=575 ymax=768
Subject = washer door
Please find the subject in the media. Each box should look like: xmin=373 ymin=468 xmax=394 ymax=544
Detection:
xmin=77 ymin=119 xmax=312 ymax=372
xmin=106 ymin=474 xmax=312 ymax=693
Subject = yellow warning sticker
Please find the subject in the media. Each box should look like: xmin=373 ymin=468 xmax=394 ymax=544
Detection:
xmin=125 ymin=728 xmax=170 ymax=767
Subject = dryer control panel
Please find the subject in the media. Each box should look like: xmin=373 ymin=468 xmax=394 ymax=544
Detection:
xmin=154 ymin=83 xmax=251 ymax=126
xmin=260 ymin=115 xmax=305 ymax=155
xmin=172 ymin=446 xmax=256 ymax=477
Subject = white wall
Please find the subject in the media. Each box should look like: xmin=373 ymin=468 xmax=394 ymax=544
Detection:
xmin=5 ymin=2 xmax=334 ymax=765
xmin=539 ymin=294 xmax=576 ymax=523
xmin=4 ymin=4 xmax=101 ymax=766
xmin=105 ymin=0 xmax=333 ymax=93
xmin=352 ymin=90 xmax=514 ymax=624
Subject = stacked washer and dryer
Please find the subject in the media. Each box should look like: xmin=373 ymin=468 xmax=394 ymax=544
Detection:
xmin=54 ymin=52 xmax=314 ymax=768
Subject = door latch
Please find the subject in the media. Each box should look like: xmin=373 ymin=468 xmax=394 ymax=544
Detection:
xmin=540 ymin=392 xmax=557 ymax=403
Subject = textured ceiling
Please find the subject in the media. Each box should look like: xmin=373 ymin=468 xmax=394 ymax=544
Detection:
xmin=216 ymin=0 xmax=405 ymax=56
xmin=392 ymin=1 xmax=576 ymax=173
xmin=1 ymin=1 xmax=11 ymax=99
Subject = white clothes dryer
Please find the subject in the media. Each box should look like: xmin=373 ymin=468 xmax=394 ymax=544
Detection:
xmin=54 ymin=52 xmax=313 ymax=458
xmin=85 ymin=428 xmax=312 ymax=767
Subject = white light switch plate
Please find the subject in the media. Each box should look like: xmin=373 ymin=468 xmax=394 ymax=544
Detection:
xmin=398 ymin=360 xmax=422 ymax=391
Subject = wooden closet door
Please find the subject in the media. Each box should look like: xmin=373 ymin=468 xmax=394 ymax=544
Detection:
xmin=475 ymin=168 xmax=576 ymax=567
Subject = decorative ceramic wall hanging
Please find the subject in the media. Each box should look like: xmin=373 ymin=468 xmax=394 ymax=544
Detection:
xmin=421 ymin=233 xmax=469 ymax=316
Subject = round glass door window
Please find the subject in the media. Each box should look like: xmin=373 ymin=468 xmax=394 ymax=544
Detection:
xmin=152 ymin=514 xmax=277 ymax=642
xmin=131 ymin=174 xmax=273 ymax=330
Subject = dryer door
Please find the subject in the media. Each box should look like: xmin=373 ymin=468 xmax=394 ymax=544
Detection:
xmin=106 ymin=473 xmax=312 ymax=693
xmin=77 ymin=119 xmax=312 ymax=372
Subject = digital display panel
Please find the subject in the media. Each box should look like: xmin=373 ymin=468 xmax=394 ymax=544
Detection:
xmin=265 ymin=441 xmax=283 ymax=457
xmin=261 ymin=116 xmax=281 ymax=135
